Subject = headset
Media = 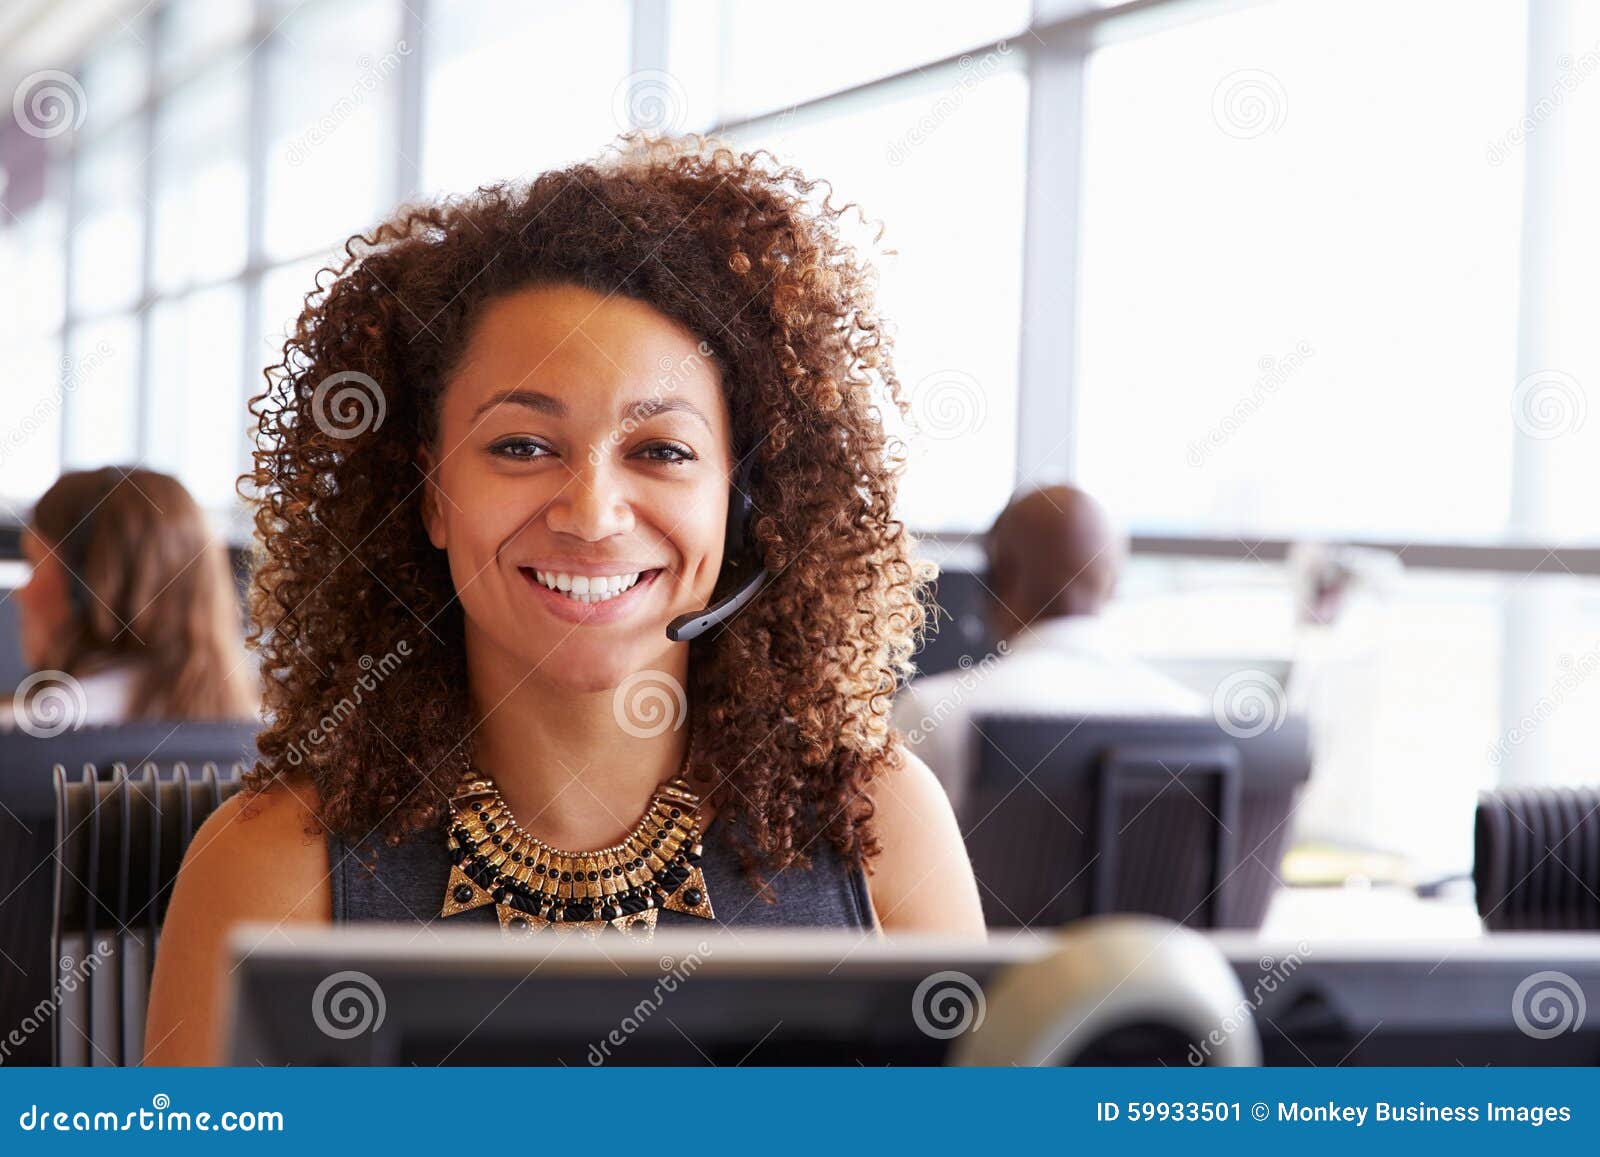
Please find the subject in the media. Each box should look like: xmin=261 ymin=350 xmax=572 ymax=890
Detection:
xmin=665 ymin=454 xmax=771 ymax=642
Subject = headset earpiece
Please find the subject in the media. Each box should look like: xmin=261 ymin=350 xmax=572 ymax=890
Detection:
xmin=725 ymin=485 xmax=754 ymax=563
xmin=665 ymin=453 xmax=770 ymax=642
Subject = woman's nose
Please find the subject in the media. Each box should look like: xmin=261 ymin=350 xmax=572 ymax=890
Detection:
xmin=544 ymin=464 xmax=636 ymax=542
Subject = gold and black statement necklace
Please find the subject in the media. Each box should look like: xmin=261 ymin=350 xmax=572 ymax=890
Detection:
xmin=439 ymin=753 xmax=715 ymax=941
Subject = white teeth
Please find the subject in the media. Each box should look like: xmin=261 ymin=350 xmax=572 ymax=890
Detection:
xmin=530 ymin=570 xmax=645 ymax=603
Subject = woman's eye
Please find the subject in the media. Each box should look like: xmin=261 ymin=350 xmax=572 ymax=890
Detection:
xmin=637 ymin=442 xmax=695 ymax=464
xmin=490 ymin=438 xmax=552 ymax=461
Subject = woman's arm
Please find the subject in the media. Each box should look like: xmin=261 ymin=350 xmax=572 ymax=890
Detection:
xmin=862 ymin=745 xmax=987 ymax=938
xmin=143 ymin=776 xmax=331 ymax=1065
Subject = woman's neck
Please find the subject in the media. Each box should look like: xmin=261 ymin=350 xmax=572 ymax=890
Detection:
xmin=465 ymin=638 xmax=697 ymax=850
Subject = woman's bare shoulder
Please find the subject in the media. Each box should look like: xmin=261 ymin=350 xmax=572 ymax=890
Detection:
xmin=861 ymin=745 xmax=987 ymax=939
xmin=144 ymin=773 xmax=331 ymax=1064
xmin=180 ymin=772 xmax=333 ymax=922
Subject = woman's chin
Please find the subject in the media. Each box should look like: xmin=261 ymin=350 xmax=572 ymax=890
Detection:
xmin=533 ymin=640 xmax=670 ymax=696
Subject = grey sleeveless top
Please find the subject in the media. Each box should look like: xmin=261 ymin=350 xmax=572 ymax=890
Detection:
xmin=327 ymin=807 xmax=877 ymax=930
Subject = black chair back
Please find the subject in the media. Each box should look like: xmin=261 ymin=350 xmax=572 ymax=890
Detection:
xmin=51 ymin=760 xmax=247 ymax=1066
xmin=0 ymin=721 xmax=257 ymax=1065
xmin=964 ymin=714 xmax=1311 ymax=930
xmin=1475 ymin=786 xmax=1600 ymax=930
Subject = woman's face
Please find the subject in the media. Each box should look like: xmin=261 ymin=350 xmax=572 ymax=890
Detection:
xmin=420 ymin=283 xmax=734 ymax=693
xmin=16 ymin=527 xmax=72 ymax=670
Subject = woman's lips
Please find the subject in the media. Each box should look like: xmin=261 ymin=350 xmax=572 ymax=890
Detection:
xmin=518 ymin=567 xmax=664 ymax=625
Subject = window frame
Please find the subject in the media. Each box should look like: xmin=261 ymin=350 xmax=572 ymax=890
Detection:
xmin=11 ymin=0 xmax=1591 ymax=800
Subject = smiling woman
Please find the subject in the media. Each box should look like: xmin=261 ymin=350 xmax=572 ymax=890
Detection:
xmin=142 ymin=132 xmax=985 ymax=1066
xmin=426 ymin=285 xmax=735 ymax=649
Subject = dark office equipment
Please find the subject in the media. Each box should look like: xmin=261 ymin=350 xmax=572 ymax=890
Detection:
xmin=1207 ymin=931 xmax=1600 ymax=1066
xmin=227 ymin=923 xmax=1600 ymax=1067
xmin=963 ymin=714 xmax=1311 ymax=930
xmin=908 ymin=566 xmax=997 ymax=682
xmin=0 ymin=721 xmax=257 ymax=1066
xmin=0 ymin=592 xmax=25 ymax=696
xmin=50 ymin=759 xmax=248 ymax=1066
xmin=1475 ymin=786 xmax=1600 ymax=931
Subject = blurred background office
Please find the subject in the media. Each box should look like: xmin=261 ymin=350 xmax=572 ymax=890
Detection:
xmin=2 ymin=0 xmax=1599 ymax=927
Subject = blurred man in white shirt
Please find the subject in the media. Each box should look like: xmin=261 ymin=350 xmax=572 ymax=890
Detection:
xmin=893 ymin=485 xmax=1206 ymax=818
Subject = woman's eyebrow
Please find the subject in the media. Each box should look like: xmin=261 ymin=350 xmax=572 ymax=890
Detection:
xmin=470 ymin=389 xmax=710 ymax=430
xmin=619 ymin=397 xmax=710 ymax=430
xmin=472 ymin=389 xmax=566 ymax=421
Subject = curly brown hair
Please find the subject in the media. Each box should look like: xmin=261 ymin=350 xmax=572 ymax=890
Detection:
xmin=241 ymin=132 xmax=933 ymax=890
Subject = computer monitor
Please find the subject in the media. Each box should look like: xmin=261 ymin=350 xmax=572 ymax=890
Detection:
xmin=227 ymin=926 xmax=1041 ymax=1066
xmin=225 ymin=923 xmax=1600 ymax=1066
xmin=1203 ymin=931 xmax=1600 ymax=1067
xmin=965 ymin=714 xmax=1311 ymax=929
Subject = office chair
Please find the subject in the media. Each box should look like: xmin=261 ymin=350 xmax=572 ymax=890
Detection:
xmin=962 ymin=713 xmax=1311 ymax=930
xmin=1475 ymin=785 xmax=1600 ymax=931
xmin=50 ymin=759 xmax=248 ymax=1066
xmin=1 ymin=721 xmax=259 ymax=1065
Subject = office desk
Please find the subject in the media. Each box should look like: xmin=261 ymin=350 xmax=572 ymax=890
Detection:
xmin=1261 ymin=884 xmax=1483 ymax=940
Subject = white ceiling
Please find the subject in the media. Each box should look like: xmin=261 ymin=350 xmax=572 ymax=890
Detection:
xmin=0 ymin=0 xmax=146 ymax=98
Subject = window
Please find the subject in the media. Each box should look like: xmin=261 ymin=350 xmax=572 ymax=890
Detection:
xmin=151 ymin=60 xmax=249 ymax=293
xmin=1520 ymin=2 xmax=1600 ymax=543
xmin=4 ymin=0 xmax=1597 ymax=879
xmin=421 ymin=0 xmax=631 ymax=195
xmin=159 ymin=0 xmax=253 ymax=76
xmin=147 ymin=285 xmax=246 ymax=507
xmin=728 ymin=61 xmax=1029 ymax=532
xmin=263 ymin=0 xmax=402 ymax=261
xmin=259 ymin=254 xmax=335 ymax=379
xmin=693 ymin=0 xmax=1030 ymax=120
xmin=76 ymin=20 xmax=148 ymax=128
xmin=0 ymin=338 xmax=64 ymax=506
xmin=1077 ymin=0 xmax=1527 ymax=542
xmin=70 ymin=122 xmax=146 ymax=316
xmin=62 ymin=315 xmax=140 ymax=469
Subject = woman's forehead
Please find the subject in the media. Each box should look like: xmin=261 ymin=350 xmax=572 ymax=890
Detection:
xmin=448 ymin=285 xmax=726 ymax=420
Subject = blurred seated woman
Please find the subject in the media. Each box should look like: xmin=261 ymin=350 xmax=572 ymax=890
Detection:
xmin=6 ymin=466 xmax=258 ymax=729
xmin=145 ymin=134 xmax=985 ymax=1066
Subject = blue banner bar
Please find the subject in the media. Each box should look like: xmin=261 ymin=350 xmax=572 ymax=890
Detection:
xmin=3 ymin=1067 xmax=1596 ymax=1154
